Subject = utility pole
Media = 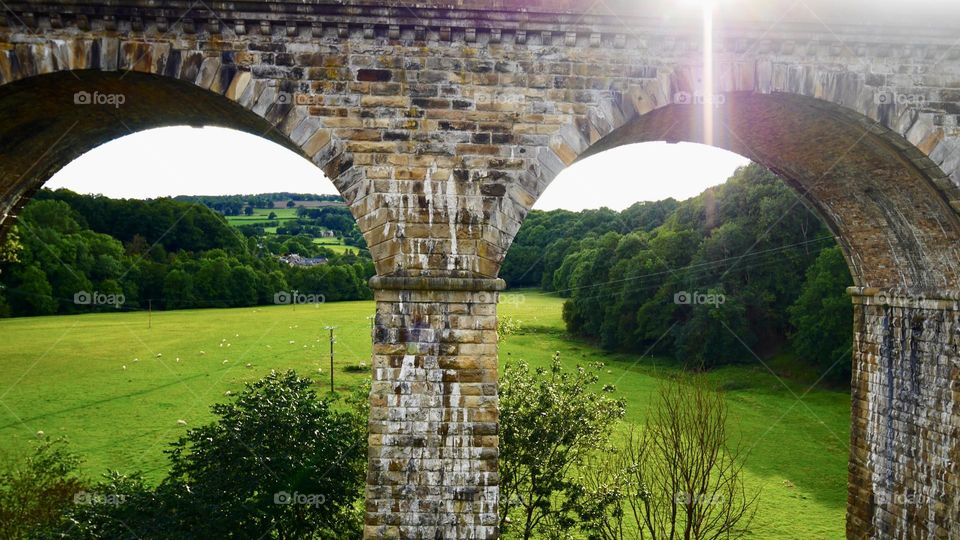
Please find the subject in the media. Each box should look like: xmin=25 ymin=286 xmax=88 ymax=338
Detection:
xmin=324 ymin=326 xmax=336 ymax=393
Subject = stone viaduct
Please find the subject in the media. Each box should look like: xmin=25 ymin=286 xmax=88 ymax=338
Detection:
xmin=1 ymin=0 xmax=959 ymax=537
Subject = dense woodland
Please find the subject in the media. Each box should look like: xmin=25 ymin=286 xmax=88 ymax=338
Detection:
xmin=0 ymin=190 xmax=374 ymax=316
xmin=501 ymin=163 xmax=854 ymax=382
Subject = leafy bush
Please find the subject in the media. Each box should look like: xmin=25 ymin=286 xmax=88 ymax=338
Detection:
xmin=0 ymin=437 xmax=85 ymax=540
xmin=499 ymin=353 xmax=625 ymax=538
xmin=45 ymin=370 xmax=367 ymax=539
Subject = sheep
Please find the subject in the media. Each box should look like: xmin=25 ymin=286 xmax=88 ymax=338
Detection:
xmin=176 ymin=420 xmax=187 ymax=426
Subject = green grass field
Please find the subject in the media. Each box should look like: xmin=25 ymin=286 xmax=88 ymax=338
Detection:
xmin=311 ymin=236 xmax=360 ymax=255
xmin=0 ymin=291 xmax=848 ymax=538
xmin=224 ymin=207 xmax=299 ymax=227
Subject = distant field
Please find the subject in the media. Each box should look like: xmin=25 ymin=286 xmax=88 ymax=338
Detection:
xmin=224 ymin=207 xmax=298 ymax=226
xmin=0 ymin=291 xmax=848 ymax=538
xmin=224 ymin=208 xmax=363 ymax=254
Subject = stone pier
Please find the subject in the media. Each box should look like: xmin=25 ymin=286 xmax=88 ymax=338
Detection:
xmin=366 ymin=277 xmax=502 ymax=539
xmin=848 ymin=287 xmax=960 ymax=539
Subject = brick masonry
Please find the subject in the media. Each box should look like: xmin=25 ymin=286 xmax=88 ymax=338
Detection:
xmin=0 ymin=2 xmax=958 ymax=538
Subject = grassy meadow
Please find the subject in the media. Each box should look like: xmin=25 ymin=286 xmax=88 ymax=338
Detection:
xmin=0 ymin=291 xmax=848 ymax=538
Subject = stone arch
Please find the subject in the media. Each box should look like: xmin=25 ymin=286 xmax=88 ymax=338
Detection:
xmin=0 ymin=38 xmax=355 ymax=243
xmin=511 ymin=89 xmax=960 ymax=538
xmin=517 ymin=89 xmax=960 ymax=295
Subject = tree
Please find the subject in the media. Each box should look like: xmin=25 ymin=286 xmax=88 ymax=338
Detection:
xmin=8 ymin=265 xmax=57 ymax=315
xmin=577 ymin=378 xmax=758 ymax=540
xmin=499 ymin=354 xmax=625 ymax=538
xmin=268 ymin=212 xmax=278 ymax=220
xmin=0 ymin=226 xmax=21 ymax=264
xmin=0 ymin=437 xmax=85 ymax=540
xmin=162 ymin=269 xmax=195 ymax=310
xmin=48 ymin=371 xmax=367 ymax=539
xmin=243 ymin=206 xmax=255 ymax=216
xmin=286 ymin=200 xmax=296 ymax=208
xmin=788 ymin=246 xmax=854 ymax=382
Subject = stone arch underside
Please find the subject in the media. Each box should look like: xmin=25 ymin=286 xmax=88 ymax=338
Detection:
xmin=537 ymin=92 xmax=960 ymax=294
xmin=0 ymin=70 xmax=299 ymax=218
xmin=528 ymin=91 xmax=960 ymax=539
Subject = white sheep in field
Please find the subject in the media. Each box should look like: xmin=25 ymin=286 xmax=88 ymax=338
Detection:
xmin=156 ymin=353 xmax=162 ymax=358
xmin=36 ymin=430 xmax=44 ymax=438
xmin=176 ymin=420 xmax=187 ymax=426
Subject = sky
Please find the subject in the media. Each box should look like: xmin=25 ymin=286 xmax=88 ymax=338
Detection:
xmin=45 ymin=126 xmax=750 ymax=211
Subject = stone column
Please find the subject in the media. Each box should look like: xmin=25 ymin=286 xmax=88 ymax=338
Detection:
xmin=847 ymin=287 xmax=960 ymax=539
xmin=365 ymin=276 xmax=502 ymax=540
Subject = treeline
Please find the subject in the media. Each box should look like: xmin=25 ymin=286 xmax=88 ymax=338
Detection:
xmin=501 ymin=164 xmax=854 ymax=381
xmin=174 ymin=193 xmax=343 ymax=215
xmin=0 ymin=190 xmax=374 ymax=317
